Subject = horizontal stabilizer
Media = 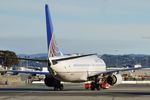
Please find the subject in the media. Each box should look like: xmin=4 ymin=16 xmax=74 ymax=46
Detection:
xmin=0 ymin=56 xmax=48 ymax=62
xmin=0 ymin=70 xmax=50 ymax=75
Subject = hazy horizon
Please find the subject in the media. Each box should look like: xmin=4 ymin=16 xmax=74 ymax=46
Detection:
xmin=1 ymin=0 xmax=150 ymax=55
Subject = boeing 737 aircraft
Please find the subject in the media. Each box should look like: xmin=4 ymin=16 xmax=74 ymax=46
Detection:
xmin=0 ymin=4 xmax=144 ymax=91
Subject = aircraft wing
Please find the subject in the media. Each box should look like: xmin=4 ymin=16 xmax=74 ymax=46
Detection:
xmin=0 ymin=56 xmax=48 ymax=63
xmin=17 ymin=58 xmax=48 ymax=62
xmin=88 ymin=67 xmax=146 ymax=78
xmin=0 ymin=70 xmax=50 ymax=75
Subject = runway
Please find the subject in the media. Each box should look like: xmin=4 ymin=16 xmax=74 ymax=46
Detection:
xmin=0 ymin=84 xmax=150 ymax=100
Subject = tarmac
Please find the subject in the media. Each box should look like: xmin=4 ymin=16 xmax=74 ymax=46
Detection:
xmin=0 ymin=84 xmax=150 ymax=100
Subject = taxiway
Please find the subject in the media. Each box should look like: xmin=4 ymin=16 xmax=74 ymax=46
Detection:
xmin=0 ymin=84 xmax=150 ymax=100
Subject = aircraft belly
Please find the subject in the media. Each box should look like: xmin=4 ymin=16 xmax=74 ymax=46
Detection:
xmin=55 ymin=72 xmax=88 ymax=82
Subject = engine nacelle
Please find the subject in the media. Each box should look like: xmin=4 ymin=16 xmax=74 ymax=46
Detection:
xmin=44 ymin=76 xmax=54 ymax=87
xmin=44 ymin=76 xmax=60 ymax=87
xmin=105 ymin=74 xmax=122 ymax=86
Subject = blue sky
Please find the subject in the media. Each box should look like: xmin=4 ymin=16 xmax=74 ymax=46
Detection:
xmin=0 ymin=0 xmax=150 ymax=55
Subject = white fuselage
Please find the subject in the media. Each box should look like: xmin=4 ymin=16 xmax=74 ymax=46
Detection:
xmin=49 ymin=55 xmax=106 ymax=82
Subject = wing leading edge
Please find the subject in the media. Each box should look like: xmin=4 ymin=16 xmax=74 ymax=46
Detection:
xmin=88 ymin=67 xmax=148 ymax=78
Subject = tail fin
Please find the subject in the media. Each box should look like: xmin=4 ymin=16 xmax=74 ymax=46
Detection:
xmin=45 ymin=4 xmax=63 ymax=57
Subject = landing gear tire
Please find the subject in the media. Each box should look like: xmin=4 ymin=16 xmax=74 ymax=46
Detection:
xmin=54 ymin=87 xmax=58 ymax=91
xmin=90 ymin=82 xmax=100 ymax=91
xmin=90 ymin=82 xmax=95 ymax=90
xmin=54 ymin=84 xmax=64 ymax=91
xmin=96 ymin=84 xmax=100 ymax=90
xmin=59 ymin=84 xmax=64 ymax=91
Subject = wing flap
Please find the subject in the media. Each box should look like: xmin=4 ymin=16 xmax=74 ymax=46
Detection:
xmin=0 ymin=56 xmax=48 ymax=62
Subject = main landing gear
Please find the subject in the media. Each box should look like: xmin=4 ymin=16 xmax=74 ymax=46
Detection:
xmin=85 ymin=76 xmax=101 ymax=90
xmin=90 ymin=81 xmax=100 ymax=90
xmin=90 ymin=76 xmax=100 ymax=90
xmin=53 ymin=80 xmax=64 ymax=91
xmin=84 ymin=81 xmax=100 ymax=90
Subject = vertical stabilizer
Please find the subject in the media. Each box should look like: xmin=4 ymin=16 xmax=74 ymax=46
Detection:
xmin=45 ymin=4 xmax=63 ymax=57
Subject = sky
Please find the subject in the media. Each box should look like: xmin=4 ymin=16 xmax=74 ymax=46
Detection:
xmin=1 ymin=0 xmax=150 ymax=55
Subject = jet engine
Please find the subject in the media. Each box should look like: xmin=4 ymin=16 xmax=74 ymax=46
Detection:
xmin=44 ymin=76 xmax=58 ymax=87
xmin=105 ymin=74 xmax=122 ymax=86
xmin=44 ymin=76 xmax=64 ymax=90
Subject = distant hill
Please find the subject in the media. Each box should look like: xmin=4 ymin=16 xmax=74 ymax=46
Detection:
xmin=18 ymin=53 xmax=47 ymax=58
xmin=101 ymin=54 xmax=150 ymax=67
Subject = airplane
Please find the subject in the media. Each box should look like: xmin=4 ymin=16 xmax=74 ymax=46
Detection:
xmin=0 ymin=4 xmax=145 ymax=91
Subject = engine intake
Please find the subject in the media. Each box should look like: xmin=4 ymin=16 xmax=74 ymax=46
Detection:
xmin=106 ymin=74 xmax=122 ymax=86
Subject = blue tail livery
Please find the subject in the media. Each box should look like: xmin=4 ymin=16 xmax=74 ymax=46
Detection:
xmin=45 ymin=4 xmax=63 ymax=57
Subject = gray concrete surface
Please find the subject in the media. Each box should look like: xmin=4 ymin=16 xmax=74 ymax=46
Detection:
xmin=0 ymin=84 xmax=150 ymax=100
